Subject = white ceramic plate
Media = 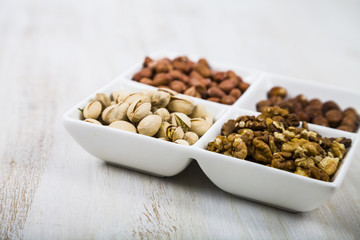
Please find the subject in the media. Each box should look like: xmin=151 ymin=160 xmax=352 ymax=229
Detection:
xmin=63 ymin=54 xmax=360 ymax=212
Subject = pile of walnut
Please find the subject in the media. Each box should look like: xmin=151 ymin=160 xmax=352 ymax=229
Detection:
xmin=206 ymin=106 xmax=352 ymax=182
xmin=132 ymin=56 xmax=250 ymax=105
xmin=256 ymin=86 xmax=360 ymax=132
xmin=81 ymin=88 xmax=214 ymax=145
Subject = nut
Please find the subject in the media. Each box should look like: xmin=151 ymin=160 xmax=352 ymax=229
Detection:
xmin=102 ymin=102 xmax=129 ymax=124
xmin=190 ymin=104 xmax=207 ymax=118
xmin=238 ymin=82 xmax=249 ymax=92
xmin=94 ymin=93 xmax=111 ymax=109
xmin=167 ymin=125 xmax=184 ymax=141
xmin=154 ymin=108 xmax=171 ymax=122
xmin=137 ymin=115 xmax=162 ymax=136
xmin=124 ymin=92 xmax=150 ymax=105
xmin=267 ymin=86 xmax=287 ymax=99
xmin=167 ymin=96 xmax=194 ymax=115
xmin=221 ymin=95 xmax=236 ymax=105
xmin=156 ymin=121 xmax=171 ymax=139
xmin=84 ymin=118 xmax=102 ymax=125
xmin=207 ymin=86 xmax=226 ymax=98
xmin=174 ymin=139 xmax=189 ymax=145
xmin=171 ymin=112 xmax=191 ymax=132
xmin=190 ymin=118 xmax=212 ymax=136
xmin=322 ymin=101 xmax=340 ymax=114
xmin=127 ymin=99 xmax=152 ymax=123
xmin=207 ymin=97 xmax=220 ymax=103
xmin=153 ymin=73 xmax=171 ymax=86
xmin=229 ymin=88 xmax=242 ymax=99
xmin=109 ymin=120 xmax=137 ymax=133
xmin=169 ymin=80 xmax=187 ymax=93
xmin=183 ymin=131 xmax=199 ymax=145
xmin=83 ymin=101 xmax=102 ymax=119
xmin=151 ymin=91 xmax=171 ymax=108
xmin=218 ymin=80 xmax=237 ymax=93
xmin=325 ymin=109 xmax=343 ymax=128
xmin=114 ymin=90 xmax=131 ymax=103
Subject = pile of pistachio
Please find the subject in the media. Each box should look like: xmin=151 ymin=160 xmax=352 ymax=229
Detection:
xmin=81 ymin=88 xmax=214 ymax=145
xmin=206 ymin=106 xmax=352 ymax=182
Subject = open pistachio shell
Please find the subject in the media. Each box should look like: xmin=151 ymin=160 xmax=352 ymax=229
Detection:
xmin=156 ymin=121 xmax=171 ymax=139
xmin=171 ymin=112 xmax=191 ymax=132
xmin=167 ymin=96 xmax=194 ymax=115
xmin=83 ymin=101 xmax=102 ymax=119
xmin=94 ymin=93 xmax=111 ymax=109
xmin=151 ymin=91 xmax=171 ymax=108
xmin=167 ymin=125 xmax=184 ymax=141
xmin=154 ymin=108 xmax=171 ymax=122
xmin=190 ymin=104 xmax=207 ymax=118
xmin=174 ymin=139 xmax=189 ymax=145
xmin=114 ymin=90 xmax=131 ymax=103
xmin=127 ymin=99 xmax=152 ymax=123
xmin=84 ymin=118 xmax=102 ymax=125
xmin=102 ymin=102 xmax=129 ymax=124
xmin=124 ymin=92 xmax=150 ymax=105
xmin=189 ymin=118 xmax=212 ymax=136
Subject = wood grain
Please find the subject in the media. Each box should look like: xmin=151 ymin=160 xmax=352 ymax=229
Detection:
xmin=1 ymin=0 xmax=360 ymax=239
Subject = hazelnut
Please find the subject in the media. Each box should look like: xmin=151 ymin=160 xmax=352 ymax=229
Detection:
xmin=207 ymin=86 xmax=226 ymax=98
xmin=267 ymin=86 xmax=287 ymax=99
xmin=312 ymin=116 xmax=329 ymax=127
xmin=169 ymin=80 xmax=187 ymax=93
xmin=218 ymin=79 xmax=236 ymax=93
xmin=322 ymin=101 xmax=340 ymax=114
xmin=325 ymin=109 xmax=343 ymax=127
xmin=229 ymin=88 xmax=242 ymax=99
xmin=238 ymin=82 xmax=249 ymax=92
xmin=207 ymin=97 xmax=220 ymax=103
xmin=221 ymin=95 xmax=236 ymax=105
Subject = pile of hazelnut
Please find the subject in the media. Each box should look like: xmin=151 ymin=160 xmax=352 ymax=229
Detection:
xmin=81 ymin=88 xmax=214 ymax=146
xmin=256 ymin=86 xmax=360 ymax=132
xmin=132 ymin=56 xmax=250 ymax=105
xmin=206 ymin=106 xmax=352 ymax=182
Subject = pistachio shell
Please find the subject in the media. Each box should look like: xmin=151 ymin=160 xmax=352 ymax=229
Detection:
xmin=156 ymin=122 xmax=171 ymax=139
xmin=109 ymin=120 xmax=137 ymax=133
xmin=127 ymin=99 xmax=152 ymax=122
xmin=83 ymin=101 xmax=102 ymax=119
xmin=204 ymin=111 xmax=214 ymax=124
xmin=167 ymin=125 xmax=184 ymax=141
xmin=137 ymin=115 xmax=162 ymax=136
xmin=171 ymin=112 xmax=191 ymax=131
xmin=174 ymin=139 xmax=189 ymax=145
xmin=190 ymin=104 xmax=207 ymax=118
xmin=124 ymin=92 xmax=150 ymax=105
xmin=189 ymin=118 xmax=212 ymax=136
xmin=167 ymin=96 xmax=194 ymax=115
xmin=141 ymin=90 xmax=156 ymax=99
xmin=151 ymin=91 xmax=171 ymax=108
xmin=94 ymin=93 xmax=111 ymax=109
xmin=183 ymin=131 xmax=199 ymax=145
xmin=113 ymin=90 xmax=131 ymax=103
xmin=158 ymin=137 xmax=169 ymax=141
xmin=154 ymin=108 xmax=171 ymax=122
xmin=84 ymin=118 xmax=102 ymax=125
xmin=158 ymin=88 xmax=178 ymax=96
xmin=102 ymin=102 xmax=129 ymax=124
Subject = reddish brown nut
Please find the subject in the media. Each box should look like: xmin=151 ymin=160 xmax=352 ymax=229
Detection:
xmin=143 ymin=57 xmax=153 ymax=67
xmin=294 ymin=94 xmax=308 ymax=107
xmin=209 ymin=82 xmax=218 ymax=88
xmin=172 ymin=56 xmax=191 ymax=73
xmin=169 ymin=69 xmax=183 ymax=80
xmin=325 ymin=109 xmax=343 ymax=127
xmin=267 ymin=86 xmax=287 ymax=99
xmin=193 ymin=61 xmax=211 ymax=78
xmin=238 ymin=82 xmax=250 ymax=92
xmin=189 ymin=70 xmax=204 ymax=80
xmin=337 ymin=125 xmax=355 ymax=132
xmin=228 ymin=77 xmax=239 ymax=86
xmin=169 ymin=80 xmax=187 ymax=93
xmin=226 ymin=71 xmax=237 ymax=79
xmin=157 ymin=85 xmax=170 ymax=89
xmin=208 ymin=86 xmax=226 ymax=98
xmin=184 ymin=86 xmax=201 ymax=98
xmin=296 ymin=111 xmax=310 ymax=122
xmin=344 ymin=107 xmax=359 ymax=123
xmin=322 ymin=101 xmax=340 ymax=114
xmin=212 ymin=71 xmax=227 ymax=82
xmin=154 ymin=59 xmax=173 ymax=73
xmin=256 ymin=100 xmax=272 ymax=112
xmin=132 ymin=68 xmax=153 ymax=81
xmin=306 ymin=107 xmax=323 ymax=120
xmin=229 ymin=88 xmax=242 ymax=99
xmin=221 ymin=95 xmax=236 ymax=105
xmin=312 ymin=116 xmax=329 ymax=127
xmin=218 ymin=79 xmax=237 ymax=93
xmin=207 ymin=97 xmax=220 ymax=103
xmin=139 ymin=78 xmax=154 ymax=86
xmin=179 ymin=74 xmax=190 ymax=84
xmin=153 ymin=73 xmax=171 ymax=86
xmin=307 ymin=99 xmax=322 ymax=109
xmin=201 ymin=78 xmax=212 ymax=87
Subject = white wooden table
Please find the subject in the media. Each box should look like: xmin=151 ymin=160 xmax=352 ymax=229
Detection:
xmin=1 ymin=0 xmax=360 ymax=239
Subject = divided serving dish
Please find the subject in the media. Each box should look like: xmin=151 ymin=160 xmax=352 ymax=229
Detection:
xmin=63 ymin=53 xmax=360 ymax=212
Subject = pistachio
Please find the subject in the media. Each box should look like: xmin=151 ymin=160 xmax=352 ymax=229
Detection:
xmin=154 ymin=108 xmax=171 ymax=122
xmin=190 ymin=104 xmax=207 ymax=118
xmin=171 ymin=112 xmax=191 ymax=132
xmin=137 ymin=115 xmax=162 ymax=136
xmin=84 ymin=118 xmax=102 ymax=125
xmin=167 ymin=125 xmax=184 ymax=141
xmin=158 ymin=87 xmax=178 ymax=96
xmin=167 ymin=96 xmax=194 ymax=115
xmin=141 ymin=90 xmax=156 ymax=100
xmin=83 ymin=101 xmax=102 ymax=119
xmin=113 ymin=90 xmax=131 ymax=103
xmin=127 ymin=99 xmax=152 ymax=123
xmin=124 ymin=92 xmax=150 ymax=105
xmin=151 ymin=91 xmax=171 ymax=108
xmin=94 ymin=93 xmax=111 ymax=109
xmin=156 ymin=121 xmax=171 ymax=139
xmin=183 ymin=131 xmax=199 ymax=145
xmin=204 ymin=111 xmax=214 ymax=124
xmin=102 ymin=102 xmax=129 ymax=124
xmin=158 ymin=137 xmax=168 ymax=141
xmin=174 ymin=139 xmax=189 ymax=145
xmin=190 ymin=118 xmax=212 ymax=136
xmin=109 ymin=120 xmax=137 ymax=133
